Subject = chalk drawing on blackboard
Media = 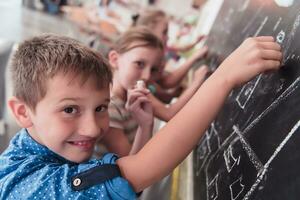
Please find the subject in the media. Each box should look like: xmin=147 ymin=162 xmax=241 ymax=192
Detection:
xmin=196 ymin=133 xmax=211 ymax=176
xmin=238 ymin=0 xmax=250 ymax=12
xmin=242 ymin=76 xmax=300 ymax=137
xmin=230 ymin=176 xmax=245 ymax=200
xmin=198 ymin=77 xmax=300 ymax=198
xmin=223 ymin=145 xmax=241 ymax=173
xmin=225 ymin=8 xmax=235 ymax=23
xmin=194 ymin=1 xmax=300 ymax=199
xmin=282 ymin=12 xmax=300 ymax=64
xmin=234 ymin=78 xmax=300 ymax=200
xmin=198 ymin=137 xmax=210 ymax=160
xmin=207 ymin=174 xmax=219 ymax=200
xmin=242 ymin=5 xmax=264 ymax=34
xmin=254 ymin=16 xmax=269 ymax=37
xmin=236 ymin=75 xmax=262 ymax=109
xmin=273 ymin=17 xmax=282 ymax=32
xmin=243 ymin=120 xmax=300 ymax=200
xmin=195 ymin=123 xmax=222 ymax=175
xmin=265 ymin=119 xmax=300 ymax=174
xmin=207 ymin=122 xmax=221 ymax=149
xmin=276 ymin=30 xmax=285 ymax=43
xmin=233 ymin=125 xmax=263 ymax=171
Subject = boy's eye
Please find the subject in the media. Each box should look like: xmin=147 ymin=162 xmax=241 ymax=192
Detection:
xmin=64 ymin=107 xmax=77 ymax=114
xmin=95 ymin=105 xmax=108 ymax=112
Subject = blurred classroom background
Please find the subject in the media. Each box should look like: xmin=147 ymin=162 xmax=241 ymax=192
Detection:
xmin=0 ymin=1 xmax=223 ymax=199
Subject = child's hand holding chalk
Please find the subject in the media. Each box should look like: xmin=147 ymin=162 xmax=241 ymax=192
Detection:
xmin=136 ymin=80 xmax=145 ymax=89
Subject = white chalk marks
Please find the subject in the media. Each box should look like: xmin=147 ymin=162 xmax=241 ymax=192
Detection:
xmin=276 ymin=30 xmax=286 ymax=44
xmin=202 ymin=119 xmax=300 ymax=200
xmin=236 ymin=75 xmax=262 ymax=109
xmin=207 ymin=123 xmax=221 ymax=149
xmin=281 ymin=11 xmax=300 ymax=64
xmin=230 ymin=176 xmax=245 ymax=200
xmin=273 ymin=17 xmax=282 ymax=32
xmin=233 ymin=126 xmax=264 ymax=171
xmin=208 ymin=174 xmax=219 ymax=200
xmin=198 ymin=77 xmax=300 ymax=199
xmin=196 ymin=133 xmax=211 ymax=176
xmin=243 ymin=120 xmax=300 ymax=200
xmin=254 ymin=16 xmax=269 ymax=37
xmin=195 ymin=1 xmax=300 ymax=199
xmin=238 ymin=0 xmax=250 ymax=12
xmin=196 ymin=123 xmax=221 ymax=175
xmin=223 ymin=145 xmax=241 ymax=173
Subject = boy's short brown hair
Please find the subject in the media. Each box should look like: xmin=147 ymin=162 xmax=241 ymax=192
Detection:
xmin=11 ymin=34 xmax=112 ymax=110
xmin=113 ymin=26 xmax=164 ymax=54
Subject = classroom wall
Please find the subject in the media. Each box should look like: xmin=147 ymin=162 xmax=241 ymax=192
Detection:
xmin=156 ymin=0 xmax=194 ymax=17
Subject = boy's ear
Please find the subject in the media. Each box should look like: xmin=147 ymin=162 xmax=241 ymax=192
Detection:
xmin=8 ymin=96 xmax=33 ymax=128
xmin=108 ymin=50 xmax=119 ymax=70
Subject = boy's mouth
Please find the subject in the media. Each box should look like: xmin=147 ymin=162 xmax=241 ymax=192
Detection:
xmin=67 ymin=140 xmax=95 ymax=151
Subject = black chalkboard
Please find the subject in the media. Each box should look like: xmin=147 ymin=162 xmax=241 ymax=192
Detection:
xmin=194 ymin=1 xmax=300 ymax=200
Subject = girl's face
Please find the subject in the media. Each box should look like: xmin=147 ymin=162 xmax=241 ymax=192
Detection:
xmin=113 ymin=46 xmax=163 ymax=90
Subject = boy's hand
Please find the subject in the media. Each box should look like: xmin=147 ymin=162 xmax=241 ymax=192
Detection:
xmin=216 ymin=36 xmax=282 ymax=87
xmin=126 ymin=87 xmax=153 ymax=127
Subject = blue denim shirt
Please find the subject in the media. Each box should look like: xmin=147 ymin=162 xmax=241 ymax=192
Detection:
xmin=0 ymin=129 xmax=136 ymax=200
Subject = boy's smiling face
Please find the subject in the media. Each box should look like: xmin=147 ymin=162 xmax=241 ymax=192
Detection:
xmin=26 ymin=72 xmax=110 ymax=163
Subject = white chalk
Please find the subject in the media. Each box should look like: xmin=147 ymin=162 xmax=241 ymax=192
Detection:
xmin=136 ymin=80 xmax=145 ymax=89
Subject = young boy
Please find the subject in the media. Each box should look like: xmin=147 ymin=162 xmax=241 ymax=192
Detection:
xmin=0 ymin=34 xmax=282 ymax=199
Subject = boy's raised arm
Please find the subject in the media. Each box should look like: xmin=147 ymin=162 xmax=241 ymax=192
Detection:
xmin=150 ymin=65 xmax=210 ymax=121
xmin=117 ymin=36 xmax=282 ymax=192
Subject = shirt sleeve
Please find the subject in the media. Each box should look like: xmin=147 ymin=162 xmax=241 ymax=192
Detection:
xmin=1 ymin=154 xmax=136 ymax=200
xmin=101 ymin=154 xmax=137 ymax=199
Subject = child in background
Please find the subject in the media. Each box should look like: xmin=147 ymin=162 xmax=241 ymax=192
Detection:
xmin=100 ymin=27 xmax=209 ymax=158
xmin=104 ymin=27 xmax=209 ymax=200
xmin=132 ymin=9 xmax=206 ymax=55
xmin=98 ymin=27 xmax=164 ymax=157
xmin=133 ymin=9 xmax=209 ymax=103
xmin=0 ymin=34 xmax=282 ymax=199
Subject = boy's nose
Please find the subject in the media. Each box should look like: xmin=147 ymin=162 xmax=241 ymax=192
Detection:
xmin=79 ymin=115 xmax=102 ymax=138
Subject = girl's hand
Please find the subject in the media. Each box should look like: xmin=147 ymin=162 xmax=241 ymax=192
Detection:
xmin=190 ymin=45 xmax=209 ymax=61
xmin=193 ymin=65 xmax=210 ymax=85
xmin=215 ymin=36 xmax=282 ymax=87
xmin=126 ymin=87 xmax=153 ymax=127
xmin=196 ymin=35 xmax=207 ymax=43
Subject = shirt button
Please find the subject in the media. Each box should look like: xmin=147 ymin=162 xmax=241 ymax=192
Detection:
xmin=73 ymin=178 xmax=82 ymax=187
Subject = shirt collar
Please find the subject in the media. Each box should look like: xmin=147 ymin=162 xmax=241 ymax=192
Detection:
xmin=13 ymin=128 xmax=75 ymax=164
